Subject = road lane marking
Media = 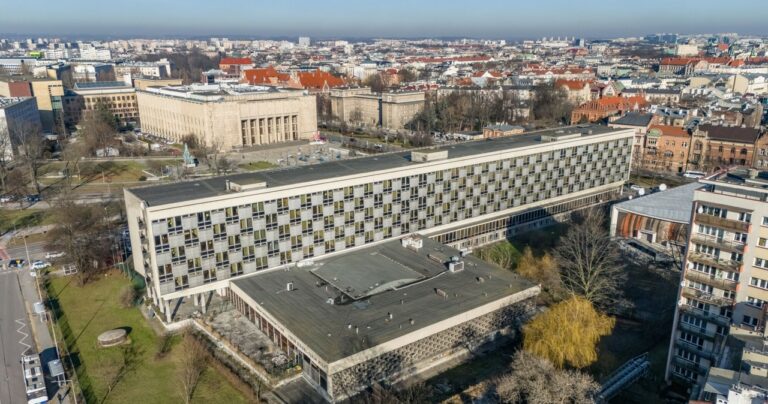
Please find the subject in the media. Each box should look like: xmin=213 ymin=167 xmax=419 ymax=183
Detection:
xmin=15 ymin=320 xmax=30 ymax=356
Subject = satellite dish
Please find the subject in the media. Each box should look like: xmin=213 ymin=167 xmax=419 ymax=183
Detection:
xmin=658 ymin=183 xmax=667 ymax=191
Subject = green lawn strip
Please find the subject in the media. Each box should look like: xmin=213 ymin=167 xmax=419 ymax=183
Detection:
xmin=238 ymin=161 xmax=278 ymax=171
xmin=47 ymin=275 xmax=248 ymax=404
xmin=0 ymin=209 xmax=51 ymax=234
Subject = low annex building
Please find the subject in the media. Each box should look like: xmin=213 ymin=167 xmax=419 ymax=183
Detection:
xmin=228 ymin=236 xmax=540 ymax=401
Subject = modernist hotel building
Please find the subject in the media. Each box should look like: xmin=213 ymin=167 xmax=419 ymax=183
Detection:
xmin=124 ymin=124 xmax=635 ymax=400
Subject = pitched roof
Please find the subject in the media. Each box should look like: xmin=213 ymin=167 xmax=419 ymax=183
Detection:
xmin=241 ymin=67 xmax=290 ymax=85
xmin=611 ymin=112 xmax=654 ymax=127
xmin=556 ymin=79 xmax=590 ymax=90
xmin=649 ymin=125 xmax=688 ymax=138
xmin=699 ymin=124 xmax=761 ymax=144
xmin=297 ymin=69 xmax=345 ymax=90
xmin=219 ymin=57 xmax=252 ymax=65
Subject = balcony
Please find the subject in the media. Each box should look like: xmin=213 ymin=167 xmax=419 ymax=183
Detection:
xmin=679 ymin=304 xmax=732 ymax=327
xmin=691 ymin=233 xmax=745 ymax=254
xmin=688 ymin=252 xmax=742 ymax=272
xmin=684 ymin=270 xmax=738 ymax=292
xmin=674 ymin=340 xmax=716 ymax=361
xmin=678 ymin=321 xmax=717 ymax=339
xmin=681 ymin=286 xmax=734 ymax=307
xmin=672 ymin=356 xmax=707 ymax=375
xmin=694 ymin=213 xmax=750 ymax=233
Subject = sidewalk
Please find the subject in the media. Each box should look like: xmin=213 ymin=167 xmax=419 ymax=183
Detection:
xmin=17 ymin=269 xmax=72 ymax=404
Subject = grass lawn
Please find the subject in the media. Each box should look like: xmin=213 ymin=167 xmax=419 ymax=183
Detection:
xmin=0 ymin=208 xmax=52 ymax=234
xmin=42 ymin=160 xmax=169 ymax=184
xmin=47 ymin=274 xmax=249 ymax=404
xmin=238 ymin=161 xmax=277 ymax=171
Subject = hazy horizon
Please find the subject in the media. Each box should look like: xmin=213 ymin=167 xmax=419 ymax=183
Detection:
xmin=0 ymin=0 xmax=765 ymax=40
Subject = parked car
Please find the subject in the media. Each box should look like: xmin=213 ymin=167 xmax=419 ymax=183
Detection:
xmin=26 ymin=194 xmax=41 ymax=203
xmin=31 ymin=260 xmax=51 ymax=270
xmin=0 ymin=194 xmax=15 ymax=203
xmin=45 ymin=251 xmax=65 ymax=259
xmin=8 ymin=259 xmax=26 ymax=268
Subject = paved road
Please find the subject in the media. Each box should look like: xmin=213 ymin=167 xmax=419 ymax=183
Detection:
xmin=0 ymin=270 xmax=32 ymax=404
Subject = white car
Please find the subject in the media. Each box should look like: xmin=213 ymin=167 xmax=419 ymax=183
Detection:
xmin=31 ymin=260 xmax=51 ymax=270
xmin=45 ymin=251 xmax=65 ymax=259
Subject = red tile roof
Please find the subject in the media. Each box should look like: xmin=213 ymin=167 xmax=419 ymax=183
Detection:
xmin=555 ymin=79 xmax=590 ymax=90
xmin=241 ymin=67 xmax=290 ymax=85
xmin=297 ymin=69 xmax=345 ymax=90
xmin=220 ymin=57 xmax=252 ymax=65
xmin=649 ymin=125 xmax=688 ymax=137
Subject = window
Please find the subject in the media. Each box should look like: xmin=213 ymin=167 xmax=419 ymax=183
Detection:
xmin=755 ymin=258 xmax=768 ymax=270
xmin=158 ymin=264 xmax=172 ymax=283
xmin=679 ymin=331 xmax=703 ymax=348
xmin=750 ymin=276 xmax=768 ymax=289
xmin=171 ymin=246 xmax=186 ymax=263
xmin=758 ymin=238 xmax=768 ymax=248
xmin=213 ymin=223 xmax=226 ymax=240
xmin=187 ymin=258 xmax=202 ymax=273
xmin=701 ymin=205 xmax=726 ymax=218
xmin=762 ymin=216 xmax=768 ymax=227
xmin=197 ymin=211 xmax=212 ymax=227
xmin=200 ymin=240 xmax=214 ymax=258
xmin=225 ymin=206 xmax=239 ymax=222
xmin=733 ymin=232 xmax=747 ymax=243
xmin=203 ymin=268 xmax=216 ymax=283
xmin=738 ymin=212 xmax=752 ymax=223
xmin=252 ymin=202 xmax=265 ymax=218
xmin=747 ymin=296 xmax=766 ymax=308
xmin=215 ymin=252 xmax=229 ymax=267
xmin=184 ymin=229 xmax=199 ymax=245
xmin=743 ymin=315 xmax=759 ymax=327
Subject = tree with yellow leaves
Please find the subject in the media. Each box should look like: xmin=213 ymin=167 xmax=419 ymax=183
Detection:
xmin=515 ymin=246 xmax=562 ymax=299
xmin=523 ymin=295 xmax=615 ymax=369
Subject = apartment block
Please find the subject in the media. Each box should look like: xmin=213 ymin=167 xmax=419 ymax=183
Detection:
xmin=0 ymin=97 xmax=41 ymax=160
xmin=0 ymin=76 xmax=65 ymax=134
xmin=136 ymin=83 xmax=318 ymax=150
xmin=63 ymin=81 xmax=138 ymax=125
xmin=330 ymin=88 xmax=425 ymax=130
xmin=665 ymin=169 xmax=768 ymax=396
xmin=123 ymin=125 xmax=634 ymax=322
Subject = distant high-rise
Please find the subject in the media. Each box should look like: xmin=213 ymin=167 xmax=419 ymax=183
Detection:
xmin=298 ymin=36 xmax=311 ymax=48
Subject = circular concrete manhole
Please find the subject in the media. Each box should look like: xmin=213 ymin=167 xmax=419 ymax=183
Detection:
xmin=97 ymin=329 xmax=128 ymax=347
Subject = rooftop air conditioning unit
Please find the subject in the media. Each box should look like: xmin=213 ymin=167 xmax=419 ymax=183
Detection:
xmin=449 ymin=259 xmax=464 ymax=273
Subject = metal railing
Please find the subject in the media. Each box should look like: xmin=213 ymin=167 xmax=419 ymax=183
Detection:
xmin=695 ymin=213 xmax=750 ymax=233
xmin=684 ymin=270 xmax=738 ymax=292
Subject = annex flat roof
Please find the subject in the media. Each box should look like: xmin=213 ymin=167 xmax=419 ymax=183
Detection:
xmin=613 ymin=181 xmax=703 ymax=223
xmin=231 ymin=237 xmax=538 ymax=363
xmin=128 ymin=125 xmax=627 ymax=207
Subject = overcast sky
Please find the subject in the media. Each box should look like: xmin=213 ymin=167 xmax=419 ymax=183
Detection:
xmin=0 ymin=0 xmax=764 ymax=39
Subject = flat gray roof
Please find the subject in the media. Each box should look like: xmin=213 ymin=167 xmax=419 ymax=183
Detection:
xmin=232 ymin=237 xmax=538 ymax=363
xmin=128 ymin=124 xmax=625 ymax=207
xmin=614 ymin=181 xmax=703 ymax=223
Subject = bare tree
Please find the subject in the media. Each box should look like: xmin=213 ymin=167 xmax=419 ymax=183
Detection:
xmin=11 ymin=122 xmax=47 ymax=194
xmin=554 ymin=208 xmax=625 ymax=310
xmin=61 ymin=141 xmax=86 ymax=188
xmin=46 ymin=198 xmax=113 ymax=285
xmin=102 ymin=345 xmax=141 ymax=403
xmin=0 ymin=126 xmax=13 ymax=192
xmin=177 ymin=331 xmax=209 ymax=404
xmin=493 ymin=351 xmax=599 ymax=404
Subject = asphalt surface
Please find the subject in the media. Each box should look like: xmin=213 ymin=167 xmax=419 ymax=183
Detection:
xmin=0 ymin=270 xmax=31 ymax=404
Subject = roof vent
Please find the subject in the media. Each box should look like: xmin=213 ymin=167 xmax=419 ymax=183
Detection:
xmin=411 ymin=150 xmax=448 ymax=162
xmin=286 ymin=282 xmax=294 ymax=291
xmin=449 ymin=260 xmax=465 ymax=273
xmin=401 ymin=234 xmax=423 ymax=251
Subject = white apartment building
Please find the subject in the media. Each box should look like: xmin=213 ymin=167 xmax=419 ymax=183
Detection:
xmin=666 ymin=169 xmax=768 ymax=396
xmin=123 ymin=125 xmax=635 ymax=323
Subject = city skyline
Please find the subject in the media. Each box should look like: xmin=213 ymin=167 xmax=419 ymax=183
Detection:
xmin=0 ymin=0 xmax=765 ymax=39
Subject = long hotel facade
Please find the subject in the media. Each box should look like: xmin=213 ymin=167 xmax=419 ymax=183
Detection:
xmin=125 ymin=125 xmax=635 ymax=318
